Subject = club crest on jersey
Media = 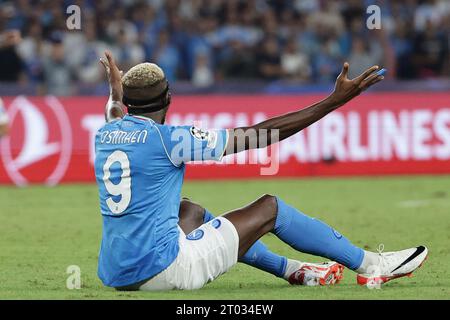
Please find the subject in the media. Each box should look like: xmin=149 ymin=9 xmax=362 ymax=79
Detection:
xmin=211 ymin=219 xmax=221 ymax=229
xmin=186 ymin=229 xmax=204 ymax=241
xmin=190 ymin=126 xmax=209 ymax=141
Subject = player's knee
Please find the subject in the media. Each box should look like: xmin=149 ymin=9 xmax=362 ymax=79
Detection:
xmin=259 ymin=194 xmax=278 ymax=222
xmin=259 ymin=194 xmax=277 ymax=210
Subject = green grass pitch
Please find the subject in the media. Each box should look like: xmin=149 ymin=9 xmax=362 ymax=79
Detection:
xmin=1 ymin=176 xmax=449 ymax=299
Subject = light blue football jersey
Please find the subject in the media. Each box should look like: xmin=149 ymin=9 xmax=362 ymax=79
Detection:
xmin=94 ymin=114 xmax=228 ymax=287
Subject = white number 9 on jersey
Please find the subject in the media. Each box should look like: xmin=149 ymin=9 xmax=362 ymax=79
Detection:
xmin=103 ymin=150 xmax=131 ymax=214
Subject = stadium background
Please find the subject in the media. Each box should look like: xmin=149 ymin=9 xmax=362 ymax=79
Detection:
xmin=0 ymin=0 xmax=449 ymax=299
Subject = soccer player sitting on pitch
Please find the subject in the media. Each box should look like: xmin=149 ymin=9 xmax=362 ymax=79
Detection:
xmin=95 ymin=51 xmax=427 ymax=291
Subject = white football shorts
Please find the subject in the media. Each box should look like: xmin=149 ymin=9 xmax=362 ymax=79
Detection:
xmin=139 ymin=216 xmax=239 ymax=291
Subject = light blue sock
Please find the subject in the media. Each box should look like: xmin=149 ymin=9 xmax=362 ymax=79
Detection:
xmin=204 ymin=209 xmax=287 ymax=278
xmin=274 ymin=197 xmax=364 ymax=270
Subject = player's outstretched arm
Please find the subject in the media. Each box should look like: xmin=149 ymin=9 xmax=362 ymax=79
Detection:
xmin=223 ymin=62 xmax=384 ymax=155
xmin=100 ymin=51 xmax=125 ymax=123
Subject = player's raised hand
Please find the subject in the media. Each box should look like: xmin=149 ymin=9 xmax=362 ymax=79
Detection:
xmin=330 ymin=62 xmax=384 ymax=107
xmin=100 ymin=51 xmax=123 ymax=102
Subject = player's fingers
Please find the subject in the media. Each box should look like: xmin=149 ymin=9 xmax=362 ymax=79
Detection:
xmin=105 ymin=50 xmax=117 ymax=68
xmin=355 ymin=65 xmax=379 ymax=84
xmin=359 ymin=72 xmax=378 ymax=86
xmin=99 ymin=57 xmax=108 ymax=67
xmin=339 ymin=62 xmax=349 ymax=79
xmin=99 ymin=58 xmax=110 ymax=73
xmin=361 ymin=75 xmax=384 ymax=90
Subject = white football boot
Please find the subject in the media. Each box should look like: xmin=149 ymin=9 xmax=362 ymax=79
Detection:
xmin=357 ymin=245 xmax=428 ymax=286
xmin=286 ymin=261 xmax=345 ymax=286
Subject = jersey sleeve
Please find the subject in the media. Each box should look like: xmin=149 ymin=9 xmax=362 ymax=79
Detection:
xmin=157 ymin=125 xmax=229 ymax=166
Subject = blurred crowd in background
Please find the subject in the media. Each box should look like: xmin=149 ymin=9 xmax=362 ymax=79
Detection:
xmin=0 ymin=0 xmax=449 ymax=95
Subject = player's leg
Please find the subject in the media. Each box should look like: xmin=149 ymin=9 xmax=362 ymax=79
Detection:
xmin=178 ymin=198 xmax=287 ymax=278
xmin=178 ymin=198 xmax=343 ymax=285
xmin=222 ymin=195 xmax=427 ymax=285
xmin=178 ymin=198 xmax=206 ymax=234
